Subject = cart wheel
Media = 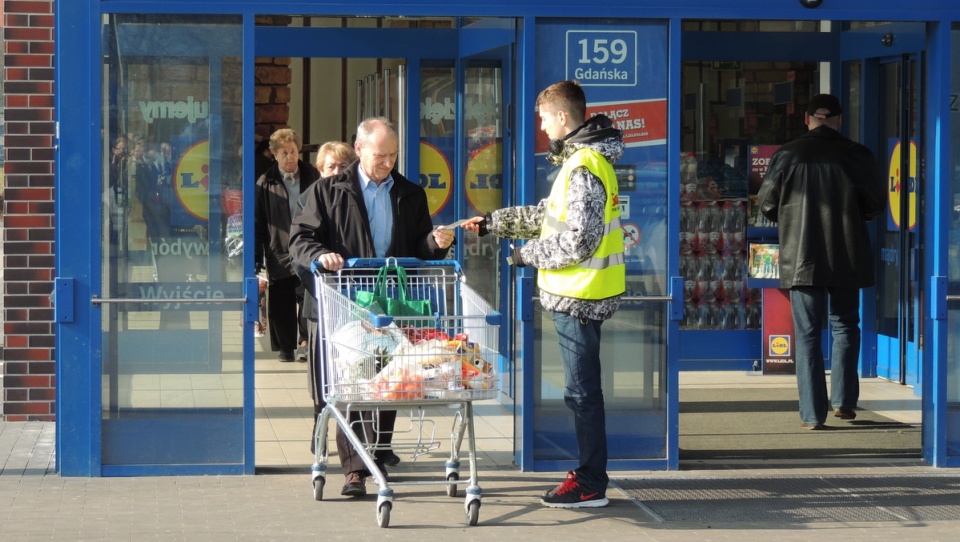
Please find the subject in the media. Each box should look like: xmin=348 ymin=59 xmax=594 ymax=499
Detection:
xmin=312 ymin=478 xmax=324 ymax=501
xmin=466 ymin=500 xmax=480 ymax=526
xmin=377 ymin=502 xmax=392 ymax=528
xmin=446 ymin=472 xmax=459 ymax=497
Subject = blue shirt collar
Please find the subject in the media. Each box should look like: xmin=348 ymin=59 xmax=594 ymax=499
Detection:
xmin=357 ymin=166 xmax=393 ymax=191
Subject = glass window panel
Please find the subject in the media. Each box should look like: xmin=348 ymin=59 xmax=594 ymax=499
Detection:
xmin=533 ymin=18 xmax=670 ymax=461
xmin=534 ymin=303 xmax=668 ymax=460
xmin=461 ymin=63 xmax=504 ymax=309
xmin=100 ymin=14 xmax=244 ymax=466
xmin=947 ymin=23 xmax=960 ymax=456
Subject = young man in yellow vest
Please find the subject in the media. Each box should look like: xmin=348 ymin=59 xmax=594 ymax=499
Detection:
xmin=465 ymin=80 xmax=625 ymax=508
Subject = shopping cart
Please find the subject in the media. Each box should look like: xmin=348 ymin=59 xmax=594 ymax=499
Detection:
xmin=310 ymin=258 xmax=501 ymax=528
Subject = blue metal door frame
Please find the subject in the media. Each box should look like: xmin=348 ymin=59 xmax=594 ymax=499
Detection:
xmin=920 ymin=22 xmax=957 ymax=468
xmin=259 ymin=19 xmax=523 ymax=472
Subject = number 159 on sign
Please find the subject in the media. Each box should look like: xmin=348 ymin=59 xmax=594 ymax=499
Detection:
xmin=566 ymin=30 xmax=637 ymax=86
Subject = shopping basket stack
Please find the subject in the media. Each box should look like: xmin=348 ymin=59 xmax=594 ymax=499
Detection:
xmin=310 ymin=258 xmax=501 ymax=528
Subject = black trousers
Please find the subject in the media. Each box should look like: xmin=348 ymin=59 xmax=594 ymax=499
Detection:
xmin=266 ymin=274 xmax=305 ymax=353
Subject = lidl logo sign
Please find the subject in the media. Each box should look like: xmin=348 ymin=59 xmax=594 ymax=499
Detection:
xmin=419 ymin=141 xmax=452 ymax=217
xmin=887 ymin=138 xmax=918 ymax=232
xmin=769 ymin=335 xmax=791 ymax=357
xmin=174 ymin=140 xmax=210 ymax=221
xmin=465 ymin=142 xmax=503 ymax=214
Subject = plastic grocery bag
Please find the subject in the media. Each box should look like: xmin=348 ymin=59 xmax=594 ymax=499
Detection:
xmin=355 ymin=263 xmax=434 ymax=327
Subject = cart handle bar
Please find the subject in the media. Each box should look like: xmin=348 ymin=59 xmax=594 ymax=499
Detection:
xmin=311 ymin=257 xmax=461 ymax=274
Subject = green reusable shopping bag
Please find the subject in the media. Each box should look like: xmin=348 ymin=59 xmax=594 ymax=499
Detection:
xmin=355 ymin=263 xmax=434 ymax=327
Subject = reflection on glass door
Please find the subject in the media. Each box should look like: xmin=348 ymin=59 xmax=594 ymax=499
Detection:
xmin=99 ymin=15 xmax=247 ymax=472
xmin=874 ymin=57 xmax=922 ymax=386
xmin=418 ymin=54 xmax=511 ymax=398
xmin=460 ymin=63 xmax=504 ymax=309
xmin=460 ymin=52 xmax=510 ymax=398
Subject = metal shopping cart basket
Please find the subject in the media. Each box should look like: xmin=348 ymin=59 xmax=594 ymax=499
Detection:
xmin=310 ymin=258 xmax=501 ymax=528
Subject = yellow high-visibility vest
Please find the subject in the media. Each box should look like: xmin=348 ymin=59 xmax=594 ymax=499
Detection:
xmin=538 ymin=147 xmax=625 ymax=300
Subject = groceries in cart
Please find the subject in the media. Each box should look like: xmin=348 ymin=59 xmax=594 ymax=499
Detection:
xmin=310 ymin=258 xmax=500 ymax=524
xmin=329 ymin=318 xmax=497 ymax=401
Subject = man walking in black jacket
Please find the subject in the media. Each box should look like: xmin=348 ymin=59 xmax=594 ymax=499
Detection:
xmin=757 ymin=94 xmax=887 ymax=430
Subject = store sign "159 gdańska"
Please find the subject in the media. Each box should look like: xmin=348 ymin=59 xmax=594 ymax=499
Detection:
xmin=565 ymin=30 xmax=637 ymax=87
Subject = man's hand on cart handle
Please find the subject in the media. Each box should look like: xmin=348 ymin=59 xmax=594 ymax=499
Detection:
xmin=316 ymin=252 xmax=345 ymax=273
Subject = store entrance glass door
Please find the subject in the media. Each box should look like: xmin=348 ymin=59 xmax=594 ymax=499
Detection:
xmin=944 ymin=22 xmax=960 ymax=465
xmin=843 ymin=24 xmax=925 ymax=387
xmin=531 ymin=19 xmax=671 ymax=471
xmin=254 ymin=16 xmax=516 ymax=459
xmin=873 ymin=56 xmax=922 ymax=386
xmin=458 ymin=22 xmax=515 ymax=399
xmin=98 ymin=15 xmax=249 ymax=475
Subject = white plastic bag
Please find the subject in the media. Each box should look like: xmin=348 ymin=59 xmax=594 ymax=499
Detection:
xmin=329 ymin=320 xmax=409 ymax=363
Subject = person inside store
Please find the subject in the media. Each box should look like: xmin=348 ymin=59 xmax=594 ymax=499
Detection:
xmin=291 ymin=141 xmax=358 ymax=454
xmin=463 ymin=80 xmax=625 ymax=509
xmin=139 ymin=140 xmax=173 ymax=247
xmin=254 ymin=128 xmax=321 ymax=362
xmin=755 ymin=93 xmax=887 ymax=431
xmin=108 ymin=135 xmax=128 ymax=205
xmin=289 ymin=117 xmax=455 ymax=498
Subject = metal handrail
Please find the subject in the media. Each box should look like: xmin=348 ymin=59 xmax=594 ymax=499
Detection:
xmin=533 ymin=295 xmax=673 ymax=303
xmin=91 ymin=296 xmax=246 ymax=304
xmin=620 ymin=295 xmax=673 ymax=302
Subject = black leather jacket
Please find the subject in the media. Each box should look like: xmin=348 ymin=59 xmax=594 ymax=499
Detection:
xmin=289 ymin=163 xmax=451 ymax=321
xmin=756 ymin=126 xmax=887 ymax=289
xmin=254 ymin=160 xmax=321 ymax=280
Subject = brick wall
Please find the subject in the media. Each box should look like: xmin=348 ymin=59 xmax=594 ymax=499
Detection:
xmin=2 ymin=0 xmax=56 ymax=421
xmin=254 ymin=16 xmax=293 ymax=139
xmin=255 ymin=56 xmax=293 ymax=140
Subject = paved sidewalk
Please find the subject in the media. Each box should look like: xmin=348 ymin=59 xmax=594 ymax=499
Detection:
xmin=3 ymin=421 xmax=960 ymax=541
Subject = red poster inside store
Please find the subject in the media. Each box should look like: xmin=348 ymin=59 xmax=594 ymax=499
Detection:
xmin=761 ymin=288 xmax=796 ymax=375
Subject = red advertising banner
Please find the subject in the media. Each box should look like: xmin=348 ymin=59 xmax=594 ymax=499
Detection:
xmin=534 ymin=99 xmax=667 ymax=154
xmin=748 ymin=144 xmax=780 ymax=195
xmin=761 ymin=288 xmax=796 ymax=375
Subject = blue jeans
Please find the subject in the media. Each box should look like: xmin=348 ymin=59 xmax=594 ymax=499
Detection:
xmin=552 ymin=312 xmax=608 ymax=493
xmin=790 ymin=286 xmax=862 ymax=425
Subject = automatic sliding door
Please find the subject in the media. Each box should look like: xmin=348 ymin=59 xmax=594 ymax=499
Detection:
xmin=532 ymin=19 xmax=671 ymax=468
xmin=99 ymin=15 xmax=247 ymax=473
xmin=945 ymin=23 xmax=960 ymax=461
xmin=866 ymin=57 xmax=922 ymax=386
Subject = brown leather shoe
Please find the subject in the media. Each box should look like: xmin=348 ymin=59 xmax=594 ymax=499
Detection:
xmin=340 ymin=471 xmax=366 ymax=497
xmin=833 ymin=407 xmax=857 ymax=420
xmin=800 ymin=421 xmax=825 ymax=430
